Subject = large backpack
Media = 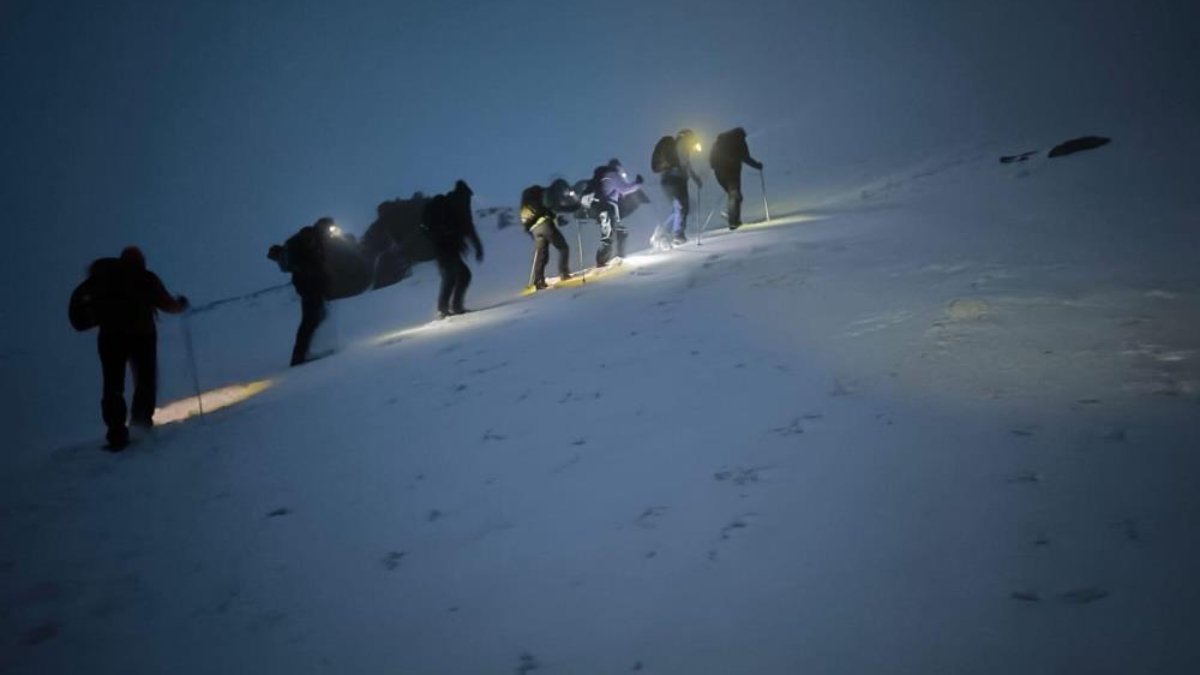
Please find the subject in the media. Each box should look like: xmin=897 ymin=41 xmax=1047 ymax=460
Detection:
xmin=68 ymin=277 xmax=99 ymax=331
xmin=650 ymin=135 xmax=678 ymax=173
xmin=422 ymin=194 xmax=451 ymax=239
xmin=68 ymin=257 xmax=121 ymax=332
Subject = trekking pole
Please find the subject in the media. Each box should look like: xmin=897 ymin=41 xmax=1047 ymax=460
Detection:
xmin=695 ymin=182 xmax=703 ymax=246
xmin=574 ymin=219 xmax=586 ymax=285
xmin=526 ymin=245 xmax=538 ymax=290
xmin=759 ymin=169 xmax=771 ymax=222
xmin=182 ymin=311 xmax=205 ymax=420
xmin=696 ymin=181 xmax=720 ymax=243
xmin=701 ymin=201 xmax=720 ymax=233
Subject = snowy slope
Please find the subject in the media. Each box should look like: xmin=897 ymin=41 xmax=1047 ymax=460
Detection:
xmin=3 ymin=122 xmax=1199 ymax=674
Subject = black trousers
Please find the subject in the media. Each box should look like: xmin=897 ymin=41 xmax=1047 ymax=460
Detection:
xmin=98 ymin=330 xmax=157 ymax=443
xmin=434 ymin=247 xmax=472 ymax=314
xmin=530 ymin=221 xmax=570 ymax=285
xmin=292 ymin=292 xmax=326 ymax=366
xmin=717 ymin=171 xmax=744 ymax=226
xmin=595 ymin=201 xmax=628 ymax=266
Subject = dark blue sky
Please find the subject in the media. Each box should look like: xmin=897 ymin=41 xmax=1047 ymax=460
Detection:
xmin=2 ymin=0 xmax=1197 ymax=337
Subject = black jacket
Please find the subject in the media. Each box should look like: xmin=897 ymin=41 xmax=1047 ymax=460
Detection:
xmin=284 ymin=225 xmax=328 ymax=297
xmin=85 ymin=258 xmax=184 ymax=335
xmin=710 ymin=127 xmax=762 ymax=178
xmin=424 ymin=184 xmax=484 ymax=258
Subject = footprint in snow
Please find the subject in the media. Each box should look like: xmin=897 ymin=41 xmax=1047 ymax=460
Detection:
xmin=771 ymin=418 xmax=805 ymax=437
xmin=714 ymin=466 xmax=770 ymax=486
xmin=482 ymin=429 xmax=507 ymax=442
xmin=829 ymin=379 xmax=856 ymax=397
xmin=1006 ymin=471 xmax=1041 ymax=484
xmin=516 ymin=652 xmax=541 ymax=674
xmin=719 ymin=515 xmax=755 ymax=541
xmin=559 ymin=390 xmax=602 ymax=403
xmin=382 ymin=551 xmax=406 ymax=571
xmin=551 ymin=455 xmax=582 ymax=474
xmin=635 ymin=506 xmax=669 ymax=528
xmin=715 ymin=509 xmax=753 ymax=540
xmin=267 ymin=507 xmax=292 ymax=518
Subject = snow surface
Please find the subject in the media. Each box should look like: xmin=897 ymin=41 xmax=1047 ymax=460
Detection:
xmin=3 ymin=122 xmax=1200 ymax=673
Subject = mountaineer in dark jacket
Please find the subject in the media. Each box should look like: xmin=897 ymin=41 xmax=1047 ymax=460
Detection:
xmin=652 ymin=129 xmax=704 ymax=247
xmin=709 ymin=127 xmax=763 ymax=230
xmin=520 ymin=184 xmax=571 ymax=289
xmin=423 ymin=180 xmax=484 ymax=318
xmin=592 ymin=159 xmax=644 ymax=266
xmin=268 ymin=217 xmax=334 ymax=366
xmin=76 ymin=247 xmax=188 ymax=450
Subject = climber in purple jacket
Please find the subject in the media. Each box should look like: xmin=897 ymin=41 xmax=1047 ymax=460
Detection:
xmin=591 ymin=158 xmax=644 ymax=266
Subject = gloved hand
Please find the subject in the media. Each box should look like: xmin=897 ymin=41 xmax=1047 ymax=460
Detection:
xmin=177 ymin=295 xmax=190 ymax=311
xmin=475 ymin=249 xmax=484 ymax=263
xmin=635 ymin=174 xmax=644 ymax=184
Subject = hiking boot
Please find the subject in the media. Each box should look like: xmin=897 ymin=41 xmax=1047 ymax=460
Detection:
xmin=105 ymin=428 xmax=130 ymax=452
xmin=672 ymin=232 xmax=688 ymax=246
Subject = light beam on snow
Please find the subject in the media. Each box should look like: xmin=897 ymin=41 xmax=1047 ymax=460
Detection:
xmin=621 ymin=252 xmax=675 ymax=270
xmin=371 ymin=305 xmax=517 ymax=347
xmin=153 ymin=379 xmax=273 ymax=425
xmin=737 ymin=213 xmax=826 ymax=231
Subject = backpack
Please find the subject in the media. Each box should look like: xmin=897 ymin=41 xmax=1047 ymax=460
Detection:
xmin=422 ymin=194 xmax=451 ymax=238
xmin=68 ymin=277 xmax=99 ymax=331
xmin=68 ymin=258 xmax=122 ymax=332
xmin=650 ymin=135 xmax=678 ymax=173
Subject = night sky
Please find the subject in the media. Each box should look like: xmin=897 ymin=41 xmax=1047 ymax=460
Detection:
xmin=2 ymin=0 xmax=1197 ymax=345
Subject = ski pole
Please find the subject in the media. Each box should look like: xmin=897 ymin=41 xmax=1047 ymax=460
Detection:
xmin=759 ymin=169 xmax=771 ymax=222
xmin=182 ymin=311 xmax=205 ymax=420
xmin=695 ymin=182 xmax=702 ymax=246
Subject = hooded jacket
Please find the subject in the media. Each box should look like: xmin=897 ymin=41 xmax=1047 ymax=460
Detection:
xmin=709 ymin=127 xmax=763 ymax=177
